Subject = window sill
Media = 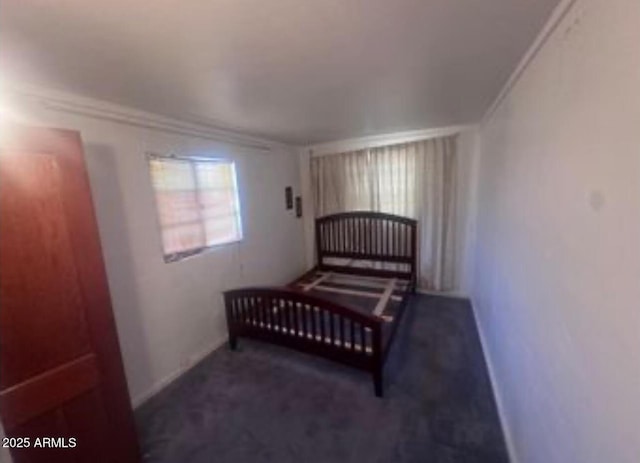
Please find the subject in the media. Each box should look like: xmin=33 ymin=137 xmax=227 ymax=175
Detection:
xmin=163 ymin=239 xmax=243 ymax=263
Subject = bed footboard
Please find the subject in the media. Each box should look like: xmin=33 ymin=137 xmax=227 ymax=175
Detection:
xmin=224 ymin=287 xmax=385 ymax=396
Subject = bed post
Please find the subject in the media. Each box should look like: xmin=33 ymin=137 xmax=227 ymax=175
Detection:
xmin=373 ymin=365 xmax=383 ymax=397
xmin=411 ymin=221 xmax=418 ymax=294
xmin=372 ymin=323 xmax=384 ymax=397
xmin=224 ymin=292 xmax=238 ymax=350
xmin=315 ymin=219 xmax=323 ymax=270
xmin=228 ymin=333 xmax=238 ymax=351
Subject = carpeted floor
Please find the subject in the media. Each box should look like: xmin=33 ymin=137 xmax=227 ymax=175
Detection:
xmin=135 ymin=295 xmax=509 ymax=463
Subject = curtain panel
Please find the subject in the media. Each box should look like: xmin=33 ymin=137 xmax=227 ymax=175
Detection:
xmin=310 ymin=136 xmax=458 ymax=291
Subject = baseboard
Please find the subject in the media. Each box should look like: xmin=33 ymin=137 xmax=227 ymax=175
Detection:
xmin=469 ymin=296 xmax=518 ymax=463
xmin=131 ymin=337 xmax=226 ymax=409
xmin=416 ymin=288 xmax=469 ymax=300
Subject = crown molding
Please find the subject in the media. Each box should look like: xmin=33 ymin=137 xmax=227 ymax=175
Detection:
xmin=305 ymin=124 xmax=473 ymax=157
xmin=482 ymin=0 xmax=578 ymax=126
xmin=2 ymin=82 xmax=293 ymax=152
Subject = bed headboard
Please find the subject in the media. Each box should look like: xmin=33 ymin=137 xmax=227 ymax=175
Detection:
xmin=315 ymin=212 xmax=417 ymax=282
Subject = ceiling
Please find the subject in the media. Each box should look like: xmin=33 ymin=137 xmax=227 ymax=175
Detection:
xmin=0 ymin=0 xmax=560 ymax=145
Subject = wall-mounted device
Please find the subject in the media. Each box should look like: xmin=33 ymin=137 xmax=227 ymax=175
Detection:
xmin=295 ymin=196 xmax=302 ymax=218
xmin=285 ymin=186 xmax=293 ymax=210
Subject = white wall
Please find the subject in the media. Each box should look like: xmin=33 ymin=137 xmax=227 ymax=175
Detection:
xmin=299 ymin=126 xmax=479 ymax=296
xmin=472 ymin=0 xmax=640 ymax=462
xmin=4 ymin=88 xmax=306 ymax=406
xmin=454 ymin=128 xmax=480 ymax=296
xmin=298 ymin=147 xmax=316 ymax=269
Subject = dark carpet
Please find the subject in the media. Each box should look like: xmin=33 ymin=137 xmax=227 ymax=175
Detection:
xmin=135 ymin=295 xmax=509 ymax=463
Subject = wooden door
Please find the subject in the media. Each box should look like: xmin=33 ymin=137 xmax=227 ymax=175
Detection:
xmin=0 ymin=125 xmax=140 ymax=463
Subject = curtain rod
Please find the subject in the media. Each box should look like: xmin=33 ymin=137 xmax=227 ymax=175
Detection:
xmin=309 ymin=127 xmax=465 ymax=158
xmin=146 ymin=152 xmax=233 ymax=162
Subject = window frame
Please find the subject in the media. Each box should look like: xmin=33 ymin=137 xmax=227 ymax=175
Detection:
xmin=146 ymin=153 xmax=244 ymax=263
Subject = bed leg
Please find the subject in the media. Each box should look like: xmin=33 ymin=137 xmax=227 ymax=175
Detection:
xmin=229 ymin=335 xmax=238 ymax=351
xmin=373 ymin=368 xmax=383 ymax=398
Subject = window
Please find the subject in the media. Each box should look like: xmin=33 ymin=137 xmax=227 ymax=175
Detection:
xmin=148 ymin=155 xmax=243 ymax=262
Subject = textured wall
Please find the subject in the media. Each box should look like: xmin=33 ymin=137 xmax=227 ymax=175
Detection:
xmin=473 ymin=0 xmax=640 ymax=462
xmin=6 ymin=91 xmax=306 ymax=406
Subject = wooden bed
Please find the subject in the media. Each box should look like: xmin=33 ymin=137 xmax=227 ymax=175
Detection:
xmin=223 ymin=212 xmax=418 ymax=397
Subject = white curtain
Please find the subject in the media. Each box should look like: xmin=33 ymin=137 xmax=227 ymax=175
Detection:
xmin=311 ymin=136 xmax=458 ymax=291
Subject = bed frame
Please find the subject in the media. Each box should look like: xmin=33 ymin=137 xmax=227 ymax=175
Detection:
xmin=224 ymin=212 xmax=418 ymax=397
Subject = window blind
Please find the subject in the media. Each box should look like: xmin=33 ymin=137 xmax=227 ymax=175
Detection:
xmin=149 ymin=156 xmax=242 ymax=261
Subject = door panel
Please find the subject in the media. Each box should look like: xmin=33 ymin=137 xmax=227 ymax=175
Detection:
xmin=63 ymin=388 xmax=113 ymax=463
xmin=1 ymin=151 xmax=92 ymax=387
xmin=8 ymin=408 xmax=73 ymax=463
xmin=0 ymin=125 xmax=140 ymax=462
xmin=0 ymin=354 xmax=99 ymax=430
